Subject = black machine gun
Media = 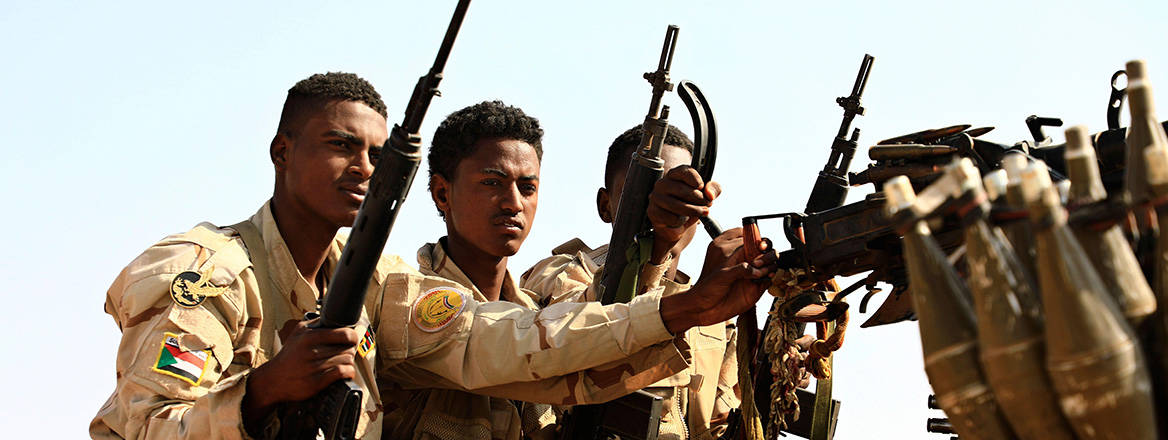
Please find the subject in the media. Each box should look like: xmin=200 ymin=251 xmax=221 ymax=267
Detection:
xmin=723 ymin=54 xmax=872 ymax=440
xmin=764 ymin=117 xmax=1168 ymax=328
xmin=729 ymin=64 xmax=1168 ymax=440
xmin=742 ymin=66 xmax=1166 ymax=332
xmin=275 ymin=1 xmax=471 ymax=438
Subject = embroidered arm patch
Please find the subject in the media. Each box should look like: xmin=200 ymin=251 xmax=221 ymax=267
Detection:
xmin=413 ymin=287 xmax=465 ymax=333
xmin=357 ymin=327 xmax=376 ymax=358
xmin=170 ymin=266 xmax=227 ymax=308
xmin=152 ymin=332 xmax=211 ymax=386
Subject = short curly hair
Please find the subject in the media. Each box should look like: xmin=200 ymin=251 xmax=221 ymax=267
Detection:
xmin=604 ymin=123 xmax=694 ymax=188
xmin=277 ymin=72 xmax=387 ymax=137
xmin=428 ymin=100 xmax=544 ymax=184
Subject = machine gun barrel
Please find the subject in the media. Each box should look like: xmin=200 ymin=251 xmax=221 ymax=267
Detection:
xmin=806 ymin=54 xmax=874 ymax=214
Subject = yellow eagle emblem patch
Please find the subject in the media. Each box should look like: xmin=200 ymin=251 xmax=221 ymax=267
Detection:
xmin=413 ymin=288 xmax=465 ymax=332
xmin=170 ymin=266 xmax=227 ymax=308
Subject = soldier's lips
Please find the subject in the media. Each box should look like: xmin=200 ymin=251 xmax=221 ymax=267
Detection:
xmin=340 ymin=186 xmax=367 ymax=203
xmin=493 ymin=218 xmax=524 ymax=235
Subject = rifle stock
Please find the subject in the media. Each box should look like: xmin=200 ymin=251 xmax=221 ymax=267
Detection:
xmin=274 ymin=2 xmax=471 ymax=438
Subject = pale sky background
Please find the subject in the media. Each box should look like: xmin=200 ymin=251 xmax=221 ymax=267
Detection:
xmin=1 ymin=1 xmax=1166 ymax=438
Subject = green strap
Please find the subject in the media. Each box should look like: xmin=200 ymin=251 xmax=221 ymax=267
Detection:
xmin=809 ymin=320 xmax=836 ymax=440
xmin=613 ymin=232 xmax=655 ymax=304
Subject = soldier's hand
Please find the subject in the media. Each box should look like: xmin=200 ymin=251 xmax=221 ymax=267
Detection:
xmin=647 ymin=166 xmax=721 ymax=262
xmin=659 ymin=227 xmax=775 ymax=334
xmin=242 ymin=320 xmax=360 ymax=428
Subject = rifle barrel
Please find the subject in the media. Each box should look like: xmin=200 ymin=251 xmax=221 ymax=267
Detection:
xmin=401 ymin=0 xmax=472 ymax=133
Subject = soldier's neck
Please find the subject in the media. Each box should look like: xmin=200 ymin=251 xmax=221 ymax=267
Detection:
xmin=443 ymin=235 xmax=507 ymax=302
xmin=270 ymin=196 xmax=338 ymax=288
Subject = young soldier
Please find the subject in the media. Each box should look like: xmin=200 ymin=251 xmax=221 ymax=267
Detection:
xmin=384 ymin=101 xmax=759 ymax=439
xmin=92 ymin=73 xmax=775 ymax=439
xmin=522 ymin=125 xmax=740 ymax=439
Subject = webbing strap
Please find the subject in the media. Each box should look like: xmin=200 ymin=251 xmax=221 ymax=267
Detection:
xmin=228 ymin=220 xmax=281 ymax=355
xmin=809 ymin=320 xmax=836 ymax=440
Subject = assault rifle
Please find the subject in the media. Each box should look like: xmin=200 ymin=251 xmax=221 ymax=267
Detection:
xmin=275 ymin=1 xmax=471 ymax=438
xmin=595 ymin=24 xmax=679 ymax=305
xmin=561 ymin=25 xmax=678 ymax=440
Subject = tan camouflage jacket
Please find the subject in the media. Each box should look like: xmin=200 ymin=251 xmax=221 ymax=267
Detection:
xmin=91 ymin=203 xmax=691 ymax=440
xmin=378 ymin=240 xmax=689 ymax=440
xmin=521 ymin=240 xmax=741 ymax=440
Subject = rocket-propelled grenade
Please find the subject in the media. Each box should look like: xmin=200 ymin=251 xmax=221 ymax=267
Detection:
xmin=884 ymin=175 xmax=1016 ymax=440
xmin=1064 ymin=125 xmax=1157 ymax=327
xmin=949 ymin=159 xmax=1074 ymax=440
xmin=1021 ymin=161 xmax=1157 ymax=440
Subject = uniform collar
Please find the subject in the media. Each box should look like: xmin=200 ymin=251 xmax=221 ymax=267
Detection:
xmin=417 ymin=238 xmax=540 ymax=309
xmin=249 ymin=201 xmax=344 ymax=315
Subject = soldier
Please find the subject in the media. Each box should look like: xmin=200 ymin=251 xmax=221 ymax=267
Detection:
xmin=521 ymin=125 xmax=742 ymax=439
xmin=91 ymin=73 xmax=776 ymax=439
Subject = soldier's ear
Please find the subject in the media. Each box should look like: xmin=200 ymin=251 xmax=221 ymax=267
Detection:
xmin=271 ymin=133 xmax=290 ymax=172
xmin=431 ymin=174 xmax=452 ymax=218
xmin=597 ymin=187 xmax=614 ymax=223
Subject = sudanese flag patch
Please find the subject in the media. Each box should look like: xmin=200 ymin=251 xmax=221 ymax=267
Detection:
xmin=152 ymin=333 xmax=211 ymax=386
xmin=413 ymin=287 xmax=465 ymax=333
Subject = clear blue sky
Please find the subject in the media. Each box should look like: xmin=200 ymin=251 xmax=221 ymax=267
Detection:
xmin=1 ymin=0 xmax=1165 ymax=438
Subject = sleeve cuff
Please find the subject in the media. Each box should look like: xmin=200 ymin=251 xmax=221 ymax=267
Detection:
xmin=627 ymin=288 xmax=674 ymax=344
xmin=637 ymin=253 xmax=672 ymax=293
xmin=221 ymin=372 xmax=279 ymax=440
xmin=657 ymin=277 xmax=690 ymax=298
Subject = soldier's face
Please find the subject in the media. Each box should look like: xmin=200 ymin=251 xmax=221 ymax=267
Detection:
xmin=431 ymin=138 xmax=540 ymax=259
xmin=275 ymin=101 xmax=388 ymax=228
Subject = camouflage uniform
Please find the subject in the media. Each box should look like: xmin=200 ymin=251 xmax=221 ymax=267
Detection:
xmin=374 ymin=241 xmax=554 ymax=439
xmin=522 ymin=240 xmax=741 ymax=440
xmin=92 ymin=203 xmax=692 ymax=439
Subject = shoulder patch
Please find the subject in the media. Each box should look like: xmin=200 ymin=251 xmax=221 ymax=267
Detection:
xmin=357 ymin=327 xmax=376 ymax=358
xmin=170 ymin=266 xmax=227 ymax=308
xmin=413 ymin=287 xmax=466 ymax=333
xmin=152 ymin=332 xmax=211 ymax=386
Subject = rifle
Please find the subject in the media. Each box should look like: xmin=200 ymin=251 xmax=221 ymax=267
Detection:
xmin=595 ymin=24 xmax=679 ymax=305
xmin=275 ymin=1 xmax=471 ymax=438
xmin=560 ymin=25 xmax=678 ymax=440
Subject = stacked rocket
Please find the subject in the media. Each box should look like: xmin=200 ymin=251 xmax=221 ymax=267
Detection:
xmin=886 ymin=60 xmax=1168 ymax=439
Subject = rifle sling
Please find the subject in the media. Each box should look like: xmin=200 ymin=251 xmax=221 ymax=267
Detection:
xmin=809 ymin=320 xmax=835 ymax=440
xmin=228 ymin=220 xmax=281 ymax=361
